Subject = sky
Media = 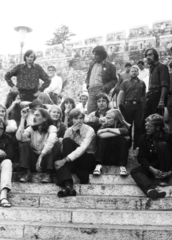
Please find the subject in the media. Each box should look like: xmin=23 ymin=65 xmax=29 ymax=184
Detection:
xmin=0 ymin=0 xmax=172 ymax=55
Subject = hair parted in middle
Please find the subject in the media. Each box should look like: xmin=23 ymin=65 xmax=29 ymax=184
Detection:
xmin=23 ymin=49 xmax=37 ymax=62
xmin=145 ymin=48 xmax=159 ymax=61
xmin=32 ymin=108 xmax=53 ymax=133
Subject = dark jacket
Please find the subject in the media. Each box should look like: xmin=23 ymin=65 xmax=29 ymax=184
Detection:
xmin=85 ymin=60 xmax=117 ymax=94
xmin=138 ymin=130 xmax=172 ymax=169
xmin=0 ymin=133 xmax=14 ymax=163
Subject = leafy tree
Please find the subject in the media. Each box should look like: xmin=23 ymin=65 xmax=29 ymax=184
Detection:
xmin=46 ymin=25 xmax=76 ymax=46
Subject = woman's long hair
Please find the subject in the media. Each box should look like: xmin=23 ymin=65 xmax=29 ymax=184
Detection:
xmin=61 ymin=98 xmax=75 ymax=121
xmin=49 ymin=105 xmax=63 ymax=124
xmin=106 ymin=108 xmax=131 ymax=129
xmin=32 ymin=108 xmax=53 ymax=133
xmin=0 ymin=103 xmax=8 ymax=125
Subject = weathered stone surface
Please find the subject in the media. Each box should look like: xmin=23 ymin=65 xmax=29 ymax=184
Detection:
xmin=72 ymin=210 xmax=172 ymax=225
xmin=6 ymin=193 xmax=172 ymax=211
xmin=12 ymin=173 xmax=136 ymax=185
xmin=0 ymin=208 xmax=71 ymax=223
xmin=16 ymin=223 xmax=172 ymax=240
xmin=11 ymin=182 xmax=172 ymax=197
xmin=0 ymin=222 xmax=23 ymax=238
xmin=9 ymin=193 xmax=39 ymax=207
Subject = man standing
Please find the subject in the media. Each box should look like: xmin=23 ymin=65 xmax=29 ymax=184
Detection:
xmin=117 ymin=65 xmax=146 ymax=149
xmin=5 ymin=50 xmax=50 ymax=102
xmin=131 ymin=114 xmax=172 ymax=199
xmin=85 ymin=46 xmax=117 ymax=114
xmin=137 ymin=60 xmax=149 ymax=92
xmin=140 ymin=48 xmax=170 ymax=134
xmin=44 ymin=65 xmax=62 ymax=104
xmin=120 ymin=62 xmax=132 ymax=81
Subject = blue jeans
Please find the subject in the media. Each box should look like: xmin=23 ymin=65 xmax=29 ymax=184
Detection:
xmin=87 ymin=86 xmax=103 ymax=114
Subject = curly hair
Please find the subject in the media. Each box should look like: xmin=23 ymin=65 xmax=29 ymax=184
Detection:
xmin=32 ymin=108 xmax=53 ymax=133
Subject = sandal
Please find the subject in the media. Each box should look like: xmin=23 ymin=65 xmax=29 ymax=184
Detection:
xmin=57 ymin=186 xmax=76 ymax=198
xmin=0 ymin=198 xmax=11 ymax=208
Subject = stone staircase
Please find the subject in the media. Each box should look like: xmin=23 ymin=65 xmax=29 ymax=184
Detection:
xmin=1 ymin=154 xmax=172 ymax=240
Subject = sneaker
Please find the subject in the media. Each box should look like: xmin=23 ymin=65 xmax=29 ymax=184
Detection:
xmin=120 ymin=166 xmax=128 ymax=176
xmin=19 ymin=174 xmax=31 ymax=183
xmin=42 ymin=174 xmax=52 ymax=183
xmin=93 ymin=164 xmax=102 ymax=176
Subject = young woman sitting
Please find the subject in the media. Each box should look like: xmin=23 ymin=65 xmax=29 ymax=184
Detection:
xmin=54 ymin=108 xmax=96 ymax=197
xmin=49 ymin=105 xmax=66 ymax=139
xmin=0 ymin=119 xmax=14 ymax=207
xmin=16 ymin=108 xmax=60 ymax=183
xmin=61 ymin=97 xmax=75 ymax=128
xmin=93 ymin=108 xmax=130 ymax=176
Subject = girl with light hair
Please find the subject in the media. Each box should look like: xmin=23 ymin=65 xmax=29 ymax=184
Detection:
xmin=93 ymin=108 xmax=130 ymax=176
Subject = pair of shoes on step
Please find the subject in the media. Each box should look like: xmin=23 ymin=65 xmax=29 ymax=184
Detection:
xmin=93 ymin=165 xmax=128 ymax=176
xmin=19 ymin=173 xmax=52 ymax=183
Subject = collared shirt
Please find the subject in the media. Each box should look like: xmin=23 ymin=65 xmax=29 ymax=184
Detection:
xmin=89 ymin=62 xmax=103 ymax=88
xmin=44 ymin=75 xmax=62 ymax=95
xmin=64 ymin=124 xmax=96 ymax=161
xmin=120 ymin=78 xmax=146 ymax=102
xmin=16 ymin=125 xmax=57 ymax=155
xmin=76 ymin=102 xmax=88 ymax=115
xmin=149 ymin=61 xmax=170 ymax=91
xmin=5 ymin=63 xmax=50 ymax=91
xmin=138 ymin=68 xmax=149 ymax=81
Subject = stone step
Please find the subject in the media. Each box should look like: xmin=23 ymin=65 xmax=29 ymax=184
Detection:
xmin=12 ymin=172 xmax=136 ymax=185
xmin=9 ymin=193 xmax=172 ymax=210
xmin=11 ymin=182 xmax=172 ymax=197
xmin=1 ymin=221 xmax=172 ymax=240
xmin=1 ymin=207 xmax=172 ymax=225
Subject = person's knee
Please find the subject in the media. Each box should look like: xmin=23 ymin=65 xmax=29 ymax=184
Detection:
xmin=62 ymin=138 xmax=73 ymax=145
xmin=1 ymin=159 xmax=12 ymax=170
xmin=130 ymin=166 xmax=141 ymax=177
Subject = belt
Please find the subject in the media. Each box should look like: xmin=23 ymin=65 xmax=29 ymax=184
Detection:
xmin=125 ymin=101 xmax=142 ymax=105
xmin=147 ymin=90 xmax=161 ymax=96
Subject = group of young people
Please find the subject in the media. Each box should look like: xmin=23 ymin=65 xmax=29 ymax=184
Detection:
xmin=0 ymin=46 xmax=172 ymax=208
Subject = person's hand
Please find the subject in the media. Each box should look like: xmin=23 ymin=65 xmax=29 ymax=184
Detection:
xmin=90 ymin=116 xmax=99 ymax=123
xmin=11 ymin=98 xmax=21 ymax=107
xmin=21 ymin=107 xmax=30 ymax=119
xmin=11 ymin=86 xmax=18 ymax=92
xmin=33 ymin=90 xmax=41 ymax=97
xmin=0 ymin=150 xmax=7 ymax=158
xmin=99 ymin=117 xmax=107 ymax=125
xmin=149 ymin=167 xmax=163 ymax=179
xmin=54 ymin=159 xmax=66 ymax=170
xmin=36 ymin=155 xmax=43 ymax=172
xmin=72 ymin=123 xmax=80 ymax=131
xmin=157 ymin=100 xmax=164 ymax=109
xmin=161 ymin=171 xmax=172 ymax=179
xmin=64 ymin=108 xmax=71 ymax=115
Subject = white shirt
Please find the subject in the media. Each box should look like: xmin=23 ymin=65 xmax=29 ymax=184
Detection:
xmin=138 ymin=68 xmax=149 ymax=81
xmin=64 ymin=124 xmax=96 ymax=161
xmin=76 ymin=102 xmax=88 ymax=114
xmin=44 ymin=75 xmax=62 ymax=95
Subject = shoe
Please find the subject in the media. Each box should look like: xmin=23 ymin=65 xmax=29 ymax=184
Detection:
xmin=42 ymin=174 xmax=52 ymax=183
xmin=157 ymin=180 xmax=168 ymax=187
xmin=147 ymin=189 xmax=166 ymax=199
xmin=120 ymin=166 xmax=128 ymax=176
xmin=93 ymin=164 xmax=102 ymax=176
xmin=57 ymin=186 xmax=77 ymax=198
xmin=19 ymin=174 xmax=31 ymax=183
